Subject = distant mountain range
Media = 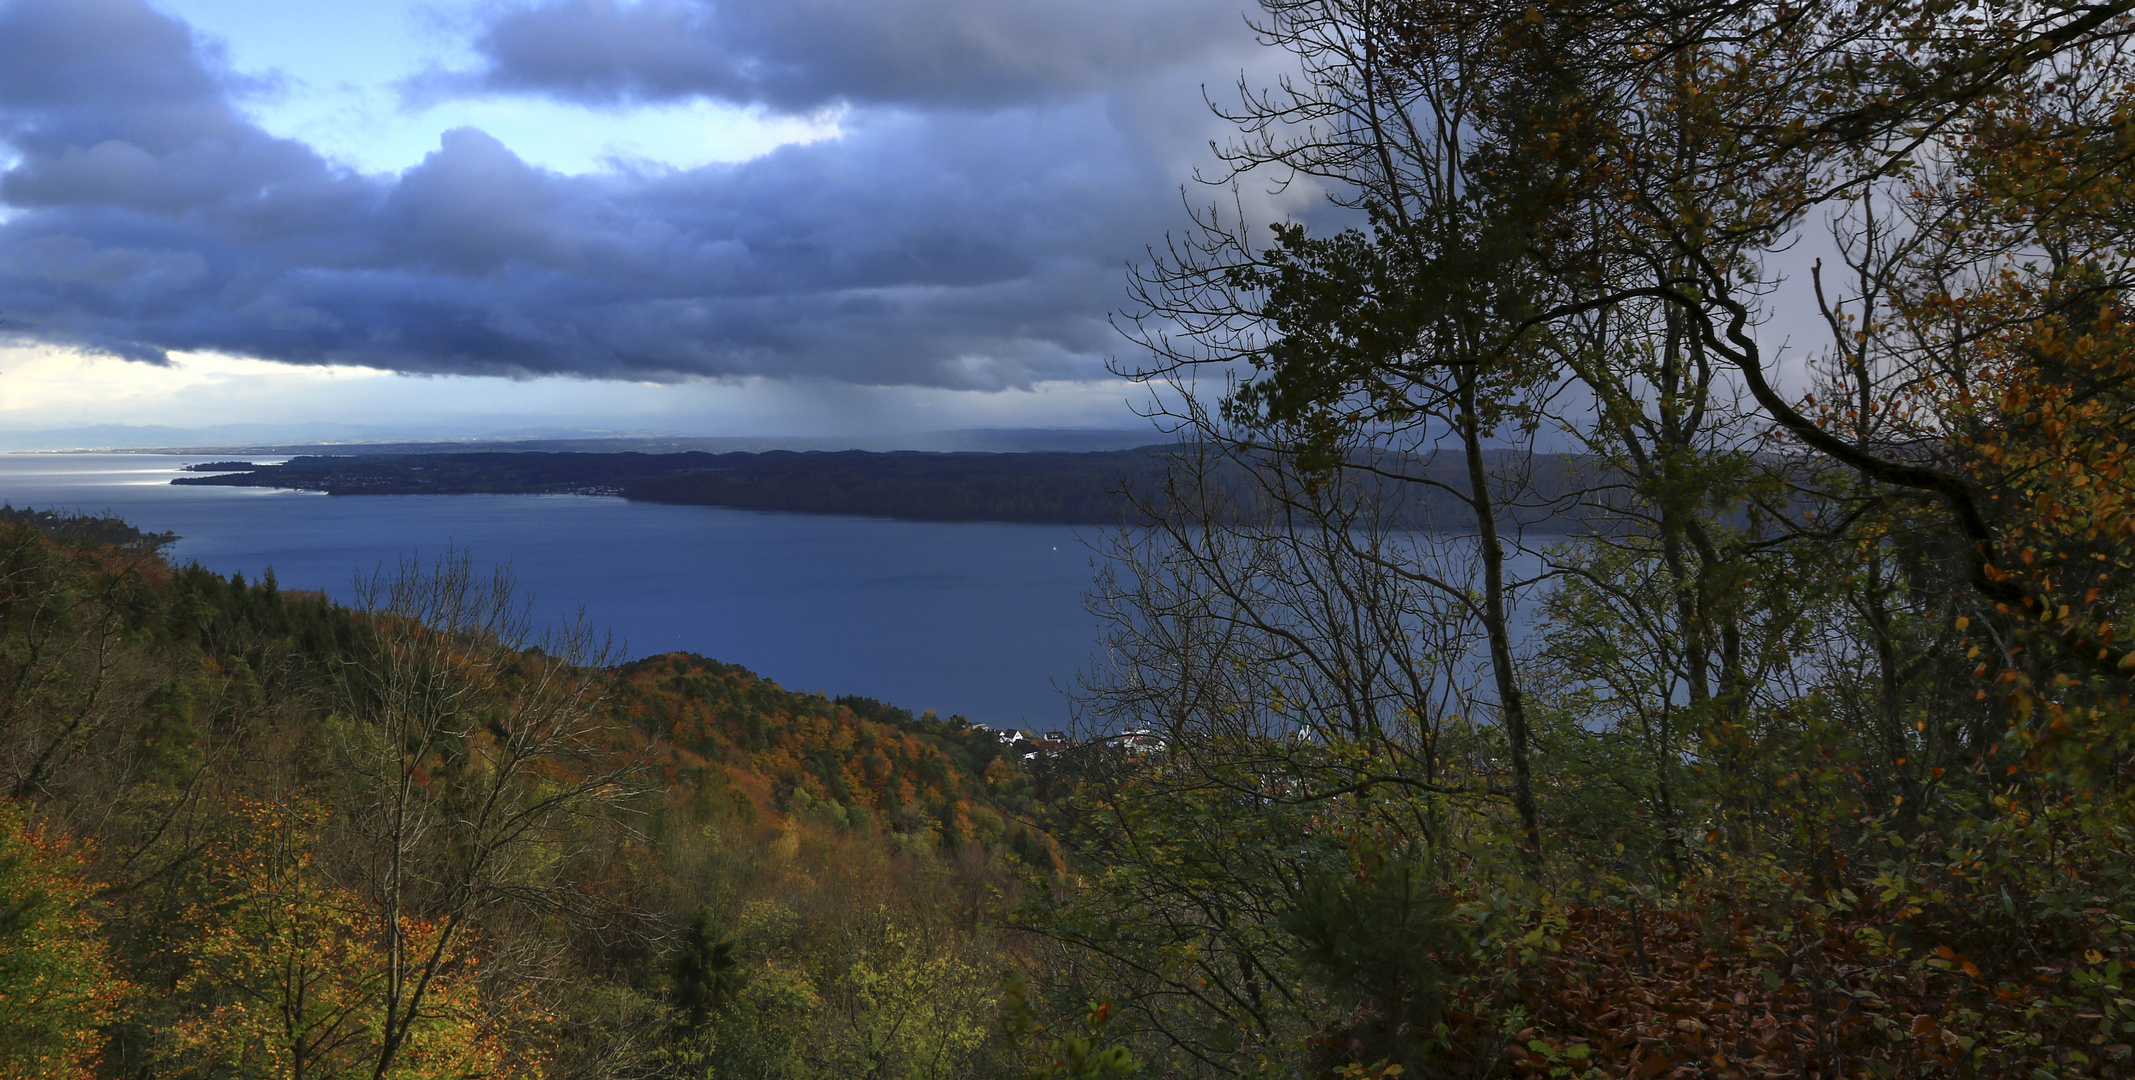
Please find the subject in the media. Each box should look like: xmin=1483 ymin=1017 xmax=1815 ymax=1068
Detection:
xmin=172 ymin=447 xmax=1610 ymax=530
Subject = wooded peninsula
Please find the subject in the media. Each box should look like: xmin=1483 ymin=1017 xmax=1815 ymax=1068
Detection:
xmin=172 ymin=448 xmax=1166 ymax=523
xmin=170 ymin=448 xmax=1610 ymax=531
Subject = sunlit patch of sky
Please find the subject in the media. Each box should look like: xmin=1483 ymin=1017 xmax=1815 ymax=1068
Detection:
xmin=0 ymin=343 xmax=1145 ymax=443
xmin=151 ymin=0 xmax=843 ymax=176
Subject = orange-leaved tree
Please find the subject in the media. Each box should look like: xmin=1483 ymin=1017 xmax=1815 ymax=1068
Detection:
xmin=0 ymin=800 xmax=125 ymax=1080
xmin=168 ymin=797 xmax=509 ymax=1080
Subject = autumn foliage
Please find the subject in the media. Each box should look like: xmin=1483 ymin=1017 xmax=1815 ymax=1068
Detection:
xmin=0 ymin=520 xmax=1048 ymax=1078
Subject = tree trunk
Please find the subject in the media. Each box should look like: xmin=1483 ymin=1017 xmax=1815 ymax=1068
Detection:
xmin=1460 ymin=374 xmax=1541 ymax=860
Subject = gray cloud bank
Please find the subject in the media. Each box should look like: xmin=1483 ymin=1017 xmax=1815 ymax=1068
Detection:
xmin=464 ymin=0 xmax=1248 ymax=110
xmin=0 ymin=0 xmax=1254 ymax=388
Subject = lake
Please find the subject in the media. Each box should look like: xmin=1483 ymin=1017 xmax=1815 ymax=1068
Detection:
xmin=0 ymin=453 xmax=1105 ymax=728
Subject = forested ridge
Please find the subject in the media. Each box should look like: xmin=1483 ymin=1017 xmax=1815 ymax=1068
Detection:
xmin=0 ymin=505 xmax=177 ymax=553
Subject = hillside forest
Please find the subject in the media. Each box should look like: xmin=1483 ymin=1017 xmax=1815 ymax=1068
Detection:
xmin=0 ymin=508 xmax=1108 ymax=1078
xmin=11 ymin=0 xmax=2135 ymax=1078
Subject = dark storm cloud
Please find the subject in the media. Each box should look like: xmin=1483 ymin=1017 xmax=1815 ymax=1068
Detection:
xmin=460 ymin=0 xmax=1248 ymax=110
xmin=0 ymin=0 xmax=1245 ymax=387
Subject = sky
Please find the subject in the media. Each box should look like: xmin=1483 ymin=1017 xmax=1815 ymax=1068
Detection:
xmin=0 ymin=0 xmax=1289 ymax=444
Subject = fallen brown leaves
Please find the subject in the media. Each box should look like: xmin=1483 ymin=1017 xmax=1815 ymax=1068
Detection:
xmin=1468 ymin=891 xmax=2132 ymax=1079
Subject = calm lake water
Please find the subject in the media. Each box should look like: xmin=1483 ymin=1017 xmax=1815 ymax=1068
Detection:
xmin=0 ymin=454 xmax=1103 ymax=728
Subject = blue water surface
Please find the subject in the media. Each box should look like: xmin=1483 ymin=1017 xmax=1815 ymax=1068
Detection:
xmin=0 ymin=454 xmax=1102 ymax=728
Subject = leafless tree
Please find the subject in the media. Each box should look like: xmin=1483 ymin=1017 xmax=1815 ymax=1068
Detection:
xmin=330 ymin=550 xmax=641 ymax=1080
